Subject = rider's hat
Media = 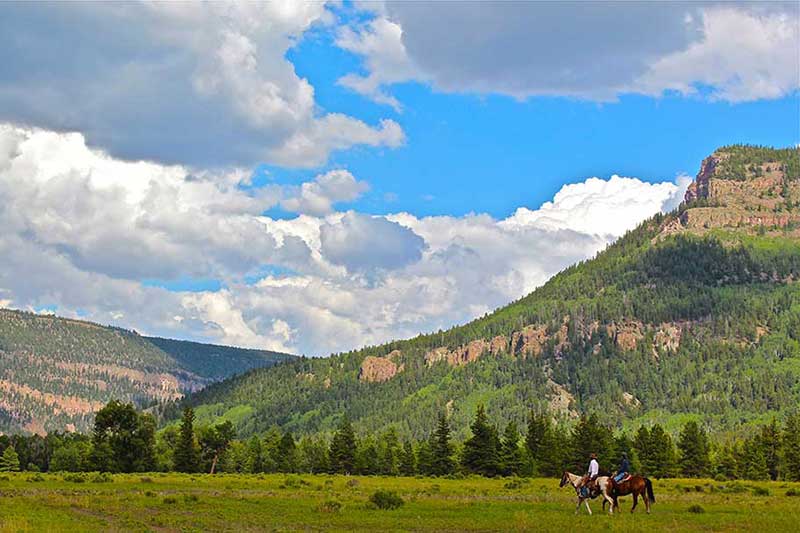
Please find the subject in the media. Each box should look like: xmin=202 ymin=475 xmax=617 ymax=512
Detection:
xmin=590 ymin=452 xmax=597 ymax=459
xmin=622 ymin=452 xmax=628 ymax=458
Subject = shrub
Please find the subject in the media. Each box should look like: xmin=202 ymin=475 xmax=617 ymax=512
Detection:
xmin=370 ymin=490 xmax=404 ymax=510
xmin=504 ymin=478 xmax=526 ymax=490
xmin=317 ymin=500 xmax=342 ymax=514
xmin=346 ymin=479 xmax=360 ymax=489
xmin=63 ymin=473 xmax=86 ymax=483
xmin=687 ymin=505 xmax=705 ymax=514
xmin=785 ymin=488 xmax=798 ymax=497
xmin=183 ymin=494 xmax=199 ymax=503
xmin=27 ymin=474 xmax=45 ymax=483
xmin=752 ymin=487 xmax=770 ymax=496
xmin=162 ymin=496 xmax=178 ymax=505
xmin=140 ymin=477 xmax=154 ymax=483
xmin=144 ymin=490 xmax=156 ymax=497
xmin=91 ymin=472 xmax=112 ymax=483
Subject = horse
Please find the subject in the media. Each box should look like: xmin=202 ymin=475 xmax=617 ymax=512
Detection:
xmin=602 ymin=474 xmax=655 ymax=514
xmin=559 ymin=471 xmax=615 ymax=515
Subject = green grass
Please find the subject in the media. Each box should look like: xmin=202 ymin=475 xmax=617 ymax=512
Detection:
xmin=1 ymin=474 xmax=799 ymax=532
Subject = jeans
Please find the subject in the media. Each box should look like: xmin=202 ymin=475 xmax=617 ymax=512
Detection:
xmin=613 ymin=472 xmax=627 ymax=482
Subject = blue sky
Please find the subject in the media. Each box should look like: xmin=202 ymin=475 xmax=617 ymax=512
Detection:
xmin=0 ymin=1 xmax=797 ymax=355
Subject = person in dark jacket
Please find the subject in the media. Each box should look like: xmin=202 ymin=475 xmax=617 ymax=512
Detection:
xmin=613 ymin=452 xmax=630 ymax=482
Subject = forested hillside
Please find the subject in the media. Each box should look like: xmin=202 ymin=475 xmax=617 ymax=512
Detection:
xmin=0 ymin=310 xmax=294 ymax=434
xmin=180 ymin=145 xmax=800 ymax=441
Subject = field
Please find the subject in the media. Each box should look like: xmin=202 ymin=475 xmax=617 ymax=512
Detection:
xmin=1 ymin=473 xmax=798 ymax=532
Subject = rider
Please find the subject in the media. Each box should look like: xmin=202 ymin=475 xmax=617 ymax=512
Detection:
xmin=581 ymin=453 xmax=600 ymax=497
xmin=613 ymin=452 xmax=630 ymax=483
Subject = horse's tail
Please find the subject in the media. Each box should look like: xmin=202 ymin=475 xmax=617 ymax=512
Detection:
xmin=645 ymin=477 xmax=655 ymax=503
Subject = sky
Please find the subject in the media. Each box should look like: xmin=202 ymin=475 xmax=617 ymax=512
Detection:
xmin=0 ymin=1 xmax=798 ymax=356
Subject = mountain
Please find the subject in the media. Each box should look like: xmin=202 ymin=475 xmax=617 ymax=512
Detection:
xmin=178 ymin=145 xmax=800 ymax=440
xmin=0 ymin=309 xmax=294 ymax=434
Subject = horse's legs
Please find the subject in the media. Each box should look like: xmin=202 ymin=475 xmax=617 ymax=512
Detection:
xmin=644 ymin=493 xmax=651 ymax=514
xmin=575 ymin=497 xmax=582 ymax=515
xmin=584 ymin=498 xmax=592 ymax=515
xmin=631 ymin=493 xmax=638 ymax=513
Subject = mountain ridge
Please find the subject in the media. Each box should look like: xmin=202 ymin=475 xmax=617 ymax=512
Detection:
xmin=178 ymin=145 xmax=800 ymax=440
xmin=0 ymin=308 xmax=295 ymax=434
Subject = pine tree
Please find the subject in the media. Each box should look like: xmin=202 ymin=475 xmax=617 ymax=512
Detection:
xmin=430 ymin=412 xmax=454 ymax=476
xmin=461 ymin=405 xmax=501 ymax=476
xmin=329 ymin=415 xmax=357 ymax=474
xmin=276 ymin=431 xmax=297 ymax=473
xmin=0 ymin=446 xmax=20 ymax=472
xmin=781 ymin=412 xmax=800 ymax=481
xmin=525 ymin=410 xmax=565 ymax=477
xmin=399 ymin=441 xmax=416 ymax=476
xmin=500 ymin=421 xmax=524 ymax=476
xmin=355 ymin=436 xmax=379 ymax=475
xmin=760 ymin=420 xmax=781 ymax=481
xmin=570 ymin=414 xmax=613 ymax=472
xmin=739 ymin=435 xmax=769 ymax=480
xmin=246 ymin=436 xmax=263 ymax=473
xmin=678 ymin=421 xmax=711 ymax=478
xmin=173 ymin=407 xmax=199 ymax=473
xmin=648 ymin=424 xmax=677 ymax=478
xmin=713 ymin=443 xmax=738 ymax=480
xmin=416 ymin=439 xmax=434 ymax=476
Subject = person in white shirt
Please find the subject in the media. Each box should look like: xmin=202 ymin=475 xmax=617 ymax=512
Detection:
xmin=580 ymin=453 xmax=600 ymax=496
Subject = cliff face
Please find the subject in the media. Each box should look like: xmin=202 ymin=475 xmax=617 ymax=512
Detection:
xmin=675 ymin=146 xmax=800 ymax=236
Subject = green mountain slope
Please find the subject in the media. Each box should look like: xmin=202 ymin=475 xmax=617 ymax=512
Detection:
xmin=182 ymin=145 xmax=800 ymax=440
xmin=0 ymin=310 xmax=294 ymax=434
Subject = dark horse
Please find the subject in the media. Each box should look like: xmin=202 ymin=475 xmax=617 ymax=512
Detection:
xmin=602 ymin=475 xmax=655 ymax=513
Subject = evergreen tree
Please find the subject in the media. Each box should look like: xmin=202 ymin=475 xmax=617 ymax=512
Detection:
xmin=173 ymin=407 xmax=199 ymax=473
xmin=430 ymin=412 xmax=455 ymax=476
xmin=713 ymin=443 xmax=738 ymax=480
xmin=0 ymin=446 xmax=20 ymax=472
xmin=399 ymin=441 xmax=416 ymax=476
xmin=416 ymin=439 xmax=434 ymax=476
xmin=276 ymin=431 xmax=297 ymax=473
xmin=500 ymin=421 xmax=524 ymax=476
xmin=525 ymin=411 xmax=565 ymax=477
xmin=297 ymin=436 xmax=329 ymax=474
xmin=378 ymin=427 xmax=401 ymax=475
xmin=461 ymin=405 xmax=501 ymax=476
xmin=570 ymin=414 xmax=613 ymax=471
xmin=760 ymin=420 xmax=781 ymax=481
xmin=635 ymin=424 xmax=676 ymax=478
xmin=612 ymin=433 xmax=639 ymax=474
xmin=246 ymin=436 xmax=264 ymax=474
xmin=355 ymin=436 xmax=379 ymax=475
xmin=678 ymin=421 xmax=711 ymax=478
xmin=781 ymin=412 xmax=800 ymax=481
xmin=739 ymin=435 xmax=769 ymax=480
xmin=329 ymin=415 xmax=357 ymax=474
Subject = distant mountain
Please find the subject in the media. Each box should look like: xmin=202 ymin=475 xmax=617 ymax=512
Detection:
xmin=179 ymin=145 xmax=800 ymax=439
xmin=0 ymin=310 xmax=294 ymax=434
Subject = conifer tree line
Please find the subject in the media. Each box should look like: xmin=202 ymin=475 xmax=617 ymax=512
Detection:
xmin=1 ymin=400 xmax=800 ymax=482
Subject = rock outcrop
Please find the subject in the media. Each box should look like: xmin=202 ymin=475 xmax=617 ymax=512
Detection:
xmin=358 ymin=355 xmax=403 ymax=383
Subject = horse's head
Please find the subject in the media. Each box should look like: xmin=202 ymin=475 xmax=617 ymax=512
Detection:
xmin=559 ymin=471 xmax=570 ymax=488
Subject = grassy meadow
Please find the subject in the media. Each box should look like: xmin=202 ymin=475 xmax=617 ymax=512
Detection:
xmin=1 ymin=472 xmax=798 ymax=532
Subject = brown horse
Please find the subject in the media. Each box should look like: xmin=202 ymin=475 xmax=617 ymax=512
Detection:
xmin=602 ymin=474 xmax=655 ymax=513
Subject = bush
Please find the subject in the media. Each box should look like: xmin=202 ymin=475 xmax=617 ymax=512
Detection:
xmin=27 ymin=474 xmax=45 ymax=483
xmin=785 ymin=488 xmax=798 ymax=497
xmin=63 ymin=473 xmax=86 ymax=483
xmin=687 ymin=505 xmax=705 ymax=514
xmin=346 ymin=479 xmax=360 ymax=489
xmin=504 ymin=478 xmax=527 ymax=490
xmin=370 ymin=490 xmax=404 ymax=510
xmin=144 ymin=490 xmax=156 ymax=497
xmin=140 ymin=477 xmax=154 ymax=483
xmin=183 ymin=494 xmax=199 ymax=503
xmin=162 ymin=496 xmax=178 ymax=505
xmin=91 ymin=472 xmax=113 ymax=483
xmin=317 ymin=500 xmax=342 ymax=513
xmin=752 ymin=486 xmax=770 ymax=496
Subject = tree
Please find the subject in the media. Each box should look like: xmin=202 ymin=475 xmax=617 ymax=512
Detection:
xmin=525 ymin=411 xmax=566 ymax=477
xmin=0 ymin=446 xmax=20 ymax=472
xmin=416 ymin=439 xmax=434 ymax=476
xmin=90 ymin=400 xmax=155 ymax=473
xmin=275 ymin=431 xmax=297 ymax=473
xmin=635 ymin=424 xmax=676 ymax=478
xmin=173 ymin=407 xmax=199 ymax=473
xmin=678 ymin=421 xmax=711 ymax=478
xmin=430 ymin=412 xmax=455 ymax=476
xmin=739 ymin=435 xmax=769 ymax=480
xmin=329 ymin=415 xmax=357 ymax=474
xmin=246 ymin=436 xmax=264 ymax=474
xmin=782 ymin=412 xmax=800 ymax=481
xmin=399 ymin=441 xmax=416 ymax=476
xmin=297 ymin=436 xmax=329 ymax=474
xmin=760 ymin=420 xmax=781 ymax=481
xmin=500 ymin=421 xmax=524 ymax=476
xmin=198 ymin=421 xmax=236 ymax=474
xmin=570 ymin=414 xmax=613 ymax=472
xmin=462 ymin=405 xmax=501 ymax=476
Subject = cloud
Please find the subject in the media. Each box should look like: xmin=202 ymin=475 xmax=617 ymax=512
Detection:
xmin=338 ymin=2 xmax=799 ymax=105
xmin=320 ymin=212 xmax=426 ymax=273
xmin=281 ymin=170 xmax=370 ymax=216
xmin=0 ymin=2 xmax=402 ymax=167
xmin=0 ymin=123 xmax=689 ymax=355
